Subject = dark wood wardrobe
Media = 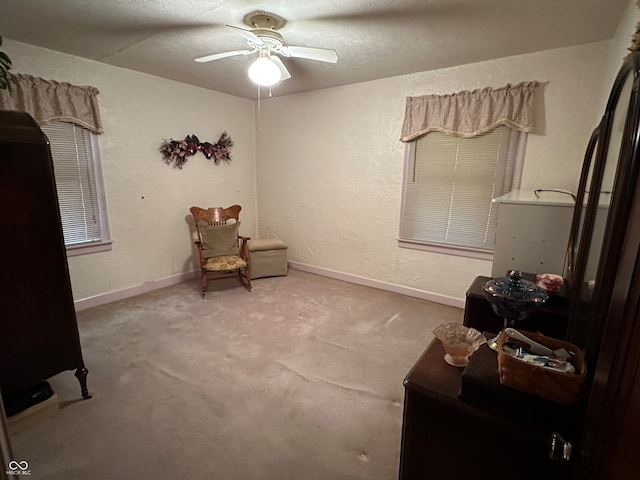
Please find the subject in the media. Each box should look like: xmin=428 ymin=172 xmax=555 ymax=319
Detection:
xmin=0 ymin=110 xmax=89 ymax=400
xmin=563 ymin=51 xmax=640 ymax=478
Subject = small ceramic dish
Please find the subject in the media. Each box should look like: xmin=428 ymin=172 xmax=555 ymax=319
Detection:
xmin=536 ymin=273 xmax=563 ymax=293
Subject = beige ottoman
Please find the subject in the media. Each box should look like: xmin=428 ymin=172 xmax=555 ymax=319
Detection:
xmin=248 ymin=238 xmax=288 ymax=279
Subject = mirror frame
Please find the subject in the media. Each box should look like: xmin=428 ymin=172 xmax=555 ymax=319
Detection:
xmin=565 ymin=126 xmax=599 ymax=286
xmin=567 ymin=53 xmax=640 ymax=362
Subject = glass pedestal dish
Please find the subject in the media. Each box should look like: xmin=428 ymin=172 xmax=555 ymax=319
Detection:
xmin=482 ymin=270 xmax=549 ymax=350
xmin=433 ymin=323 xmax=486 ymax=366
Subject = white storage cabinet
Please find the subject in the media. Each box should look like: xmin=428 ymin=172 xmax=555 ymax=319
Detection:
xmin=491 ymin=189 xmax=575 ymax=278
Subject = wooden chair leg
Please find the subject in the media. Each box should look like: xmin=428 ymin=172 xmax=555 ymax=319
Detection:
xmin=201 ymin=269 xmax=207 ymax=297
xmin=239 ymin=268 xmax=252 ymax=291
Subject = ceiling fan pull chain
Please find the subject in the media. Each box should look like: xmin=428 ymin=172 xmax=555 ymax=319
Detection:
xmin=257 ymin=85 xmax=262 ymax=131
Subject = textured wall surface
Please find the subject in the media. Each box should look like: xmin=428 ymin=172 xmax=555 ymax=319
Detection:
xmin=4 ymin=28 xmax=630 ymax=303
xmin=5 ymin=39 xmax=256 ymax=301
xmin=255 ymin=42 xmax=612 ymax=300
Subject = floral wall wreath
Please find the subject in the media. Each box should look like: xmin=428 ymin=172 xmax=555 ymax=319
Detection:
xmin=159 ymin=131 xmax=233 ymax=169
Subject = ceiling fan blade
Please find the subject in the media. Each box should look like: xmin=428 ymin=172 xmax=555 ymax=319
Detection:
xmin=270 ymin=56 xmax=291 ymax=81
xmin=226 ymin=24 xmax=264 ymax=46
xmin=194 ymin=49 xmax=255 ymax=63
xmin=305 ymin=2 xmax=476 ymax=24
xmin=279 ymin=45 xmax=338 ymax=64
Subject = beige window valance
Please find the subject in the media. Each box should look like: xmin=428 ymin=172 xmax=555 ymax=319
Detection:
xmin=0 ymin=73 xmax=103 ymax=134
xmin=400 ymin=81 xmax=538 ymax=142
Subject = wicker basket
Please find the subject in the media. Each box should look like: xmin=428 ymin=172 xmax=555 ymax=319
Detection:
xmin=497 ymin=330 xmax=586 ymax=406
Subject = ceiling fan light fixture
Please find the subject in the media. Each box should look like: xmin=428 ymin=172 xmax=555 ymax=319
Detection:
xmin=248 ymin=56 xmax=282 ymax=86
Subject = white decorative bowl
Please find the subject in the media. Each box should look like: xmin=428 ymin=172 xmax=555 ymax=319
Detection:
xmin=433 ymin=323 xmax=486 ymax=367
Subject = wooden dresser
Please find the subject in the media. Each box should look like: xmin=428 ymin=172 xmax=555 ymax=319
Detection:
xmin=398 ymin=339 xmax=579 ymax=479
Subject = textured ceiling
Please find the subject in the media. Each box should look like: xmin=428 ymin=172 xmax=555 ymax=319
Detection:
xmin=0 ymin=0 xmax=630 ymax=100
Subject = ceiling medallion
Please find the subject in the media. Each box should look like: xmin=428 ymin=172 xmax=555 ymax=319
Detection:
xmin=242 ymin=11 xmax=286 ymax=30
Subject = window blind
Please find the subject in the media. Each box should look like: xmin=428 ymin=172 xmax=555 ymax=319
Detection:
xmin=399 ymin=126 xmax=520 ymax=252
xmin=41 ymin=122 xmax=103 ymax=246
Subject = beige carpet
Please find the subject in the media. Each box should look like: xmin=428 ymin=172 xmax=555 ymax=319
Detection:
xmin=8 ymin=269 xmax=463 ymax=479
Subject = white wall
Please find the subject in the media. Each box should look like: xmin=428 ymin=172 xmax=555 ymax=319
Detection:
xmin=4 ymin=39 xmax=256 ymax=302
xmin=5 ymin=29 xmax=628 ymax=305
xmin=255 ymin=42 xmax=609 ymax=300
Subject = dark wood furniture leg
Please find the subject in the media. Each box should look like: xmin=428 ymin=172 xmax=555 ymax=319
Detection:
xmin=74 ymin=368 xmax=91 ymax=400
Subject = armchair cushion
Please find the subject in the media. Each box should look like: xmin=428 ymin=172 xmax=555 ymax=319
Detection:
xmin=200 ymin=222 xmax=240 ymax=258
xmin=204 ymin=255 xmax=247 ymax=272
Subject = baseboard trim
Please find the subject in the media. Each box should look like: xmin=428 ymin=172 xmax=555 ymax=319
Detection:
xmin=288 ymin=261 xmax=465 ymax=309
xmin=74 ymin=264 xmax=466 ymax=312
xmin=74 ymin=270 xmax=199 ymax=311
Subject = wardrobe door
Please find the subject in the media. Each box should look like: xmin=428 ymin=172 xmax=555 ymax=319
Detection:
xmin=0 ymin=111 xmax=88 ymax=398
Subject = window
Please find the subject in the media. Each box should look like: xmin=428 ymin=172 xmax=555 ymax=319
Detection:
xmin=41 ymin=122 xmax=111 ymax=256
xmin=398 ymin=125 xmax=525 ymax=259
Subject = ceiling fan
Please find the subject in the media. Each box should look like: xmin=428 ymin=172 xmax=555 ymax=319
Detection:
xmin=194 ymin=11 xmax=338 ymax=86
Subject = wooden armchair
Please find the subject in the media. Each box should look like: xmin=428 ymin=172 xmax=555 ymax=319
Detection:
xmin=189 ymin=205 xmax=251 ymax=296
